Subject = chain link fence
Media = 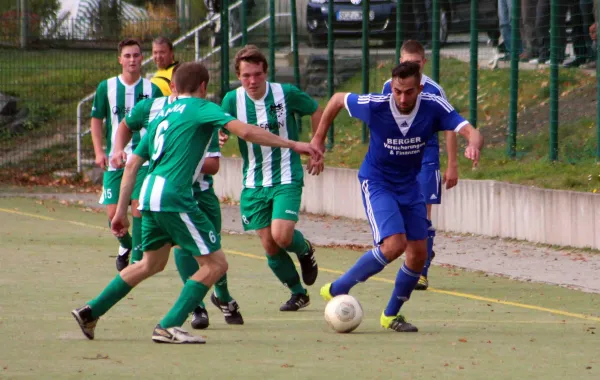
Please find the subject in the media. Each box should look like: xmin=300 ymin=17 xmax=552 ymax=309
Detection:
xmin=0 ymin=0 xmax=598 ymax=182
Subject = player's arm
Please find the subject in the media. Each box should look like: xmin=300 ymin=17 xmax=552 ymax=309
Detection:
xmin=110 ymin=119 xmax=133 ymax=169
xmin=201 ymin=157 xmax=219 ymax=175
xmin=310 ymin=107 xmax=324 ymax=137
xmin=224 ymin=120 xmax=322 ymax=162
xmin=111 ymin=153 xmax=143 ymax=237
xmin=443 ymin=131 xmax=459 ymax=189
xmin=311 ymin=92 xmax=349 ymax=154
xmin=90 ymin=118 xmax=107 ymax=169
xmin=456 ymin=124 xmax=483 ymax=167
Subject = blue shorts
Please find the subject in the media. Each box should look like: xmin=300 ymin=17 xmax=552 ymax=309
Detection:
xmin=417 ymin=168 xmax=442 ymax=205
xmin=360 ymin=179 xmax=429 ymax=244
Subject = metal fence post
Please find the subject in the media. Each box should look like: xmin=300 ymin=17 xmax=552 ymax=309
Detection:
xmin=290 ymin=0 xmax=303 ymax=134
xmin=327 ymin=0 xmax=335 ymax=150
xmin=269 ymin=0 xmax=276 ymax=82
xmin=507 ymin=0 xmax=520 ymax=157
xmin=241 ymin=0 xmax=248 ymax=46
xmin=469 ymin=0 xmax=478 ymax=128
xmin=361 ymin=0 xmax=370 ymax=143
xmin=221 ymin=0 xmax=230 ymax=99
xmin=431 ymin=0 xmax=440 ymax=83
xmin=20 ymin=0 xmax=27 ymax=48
xmin=549 ymin=0 xmax=558 ymax=161
xmin=395 ymin=0 xmax=403 ymax=64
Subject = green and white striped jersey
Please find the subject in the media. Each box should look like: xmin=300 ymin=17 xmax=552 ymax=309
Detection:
xmin=127 ymin=96 xmax=221 ymax=191
xmin=134 ymin=97 xmax=235 ymax=212
xmin=91 ymin=75 xmax=162 ymax=171
xmin=221 ymin=82 xmax=318 ymax=188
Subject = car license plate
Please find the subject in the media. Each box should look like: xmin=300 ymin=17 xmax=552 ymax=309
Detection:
xmin=336 ymin=11 xmax=362 ymax=22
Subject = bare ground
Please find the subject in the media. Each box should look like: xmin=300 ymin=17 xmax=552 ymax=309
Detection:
xmin=4 ymin=191 xmax=599 ymax=294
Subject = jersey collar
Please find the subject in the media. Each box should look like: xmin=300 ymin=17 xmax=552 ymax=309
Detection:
xmin=389 ymin=93 xmax=422 ymax=136
xmin=117 ymin=75 xmax=142 ymax=88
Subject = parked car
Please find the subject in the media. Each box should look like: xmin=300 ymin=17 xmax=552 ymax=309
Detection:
xmin=306 ymin=0 xmax=500 ymax=47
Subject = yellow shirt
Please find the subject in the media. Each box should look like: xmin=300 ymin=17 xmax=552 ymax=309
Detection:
xmin=150 ymin=62 xmax=178 ymax=96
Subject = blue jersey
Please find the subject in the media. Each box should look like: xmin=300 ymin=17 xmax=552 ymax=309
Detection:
xmin=382 ymin=74 xmax=447 ymax=169
xmin=345 ymin=92 xmax=467 ymax=197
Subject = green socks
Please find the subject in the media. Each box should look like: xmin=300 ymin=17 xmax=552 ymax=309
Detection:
xmin=285 ymin=230 xmax=310 ymax=258
xmin=88 ymin=274 xmax=133 ymax=319
xmin=214 ymin=273 xmax=233 ymax=303
xmin=173 ymin=247 xmax=206 ymax=308
xmin=130 ymin=216 xmax=143 ymax=263
xmin=160 ymin=279 xmax=209 ymax=328
xmin=109 ymin=220 xmax=132 ymax=250
xmin=267 ymin=249 xmax=306 ymax=295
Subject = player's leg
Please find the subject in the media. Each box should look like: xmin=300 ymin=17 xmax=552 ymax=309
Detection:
xmin=241 ymin=187 xmax=308 ymax=311
xmin=154 ymin=210 xmax=225 ymax=344
xmin=100 ymin=170 xmax=132 ymax=271
xmin=270 ymin=184 xmax=318 ymax=286
xmin=129 ymin=165 xmax=148 ymax=264
xmin=72 ymin=211 xmax=172 ymax=340
xmin=415 ymin=168 xmax=441 ymax=290
xmin=321 ymin=180 xmax=406 ymax=299
xmin=197 ymin=188 xmax=243 ymax=325
xmin=380 ymin=201 xmax=429 ymax=333
xmin=173 ymin=246 xmax=209 ymax=329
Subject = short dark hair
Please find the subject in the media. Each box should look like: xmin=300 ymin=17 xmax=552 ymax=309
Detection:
xmin=391 ymin=61 xmax=422 ymax=85
xmin=400 ymin=40 xmax=425 ymax=58
xmin=174 ymin=62 xmax=209 ymax=94
xmin=171 ymin=62 xmax=181 ymax=78
xmin=118 ymin=38 xmax=142 ymax=55
xmin=234 ymin=44 xmax=268 ymax=75
xmin=153 ymin=36 xmax=174 ymax=51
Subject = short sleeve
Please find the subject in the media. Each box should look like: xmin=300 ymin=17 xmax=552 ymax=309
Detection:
xmin=133 ymin=132 xmax=150 ymax=161
xmin=125 ymin=98 xmax=152 ymax=132
xmin=381 ymin=79 xmax=392 ymax=95
xmin=344 ymin=93 xmax=373 ymax=124
xmin=90 ymin=81 xmax=107 ymax=119
xmin=431 ymin=95 xmax=469 ymax=133
xmin=151 ymin=82 xmax=165 ymax=98
xmin=204 ymin=102 xmax=237 ymax=130
xmin=285 ymin=85 xmax=318 ymax=116
xmin=220 ymin=91 xmax=237 ymax=136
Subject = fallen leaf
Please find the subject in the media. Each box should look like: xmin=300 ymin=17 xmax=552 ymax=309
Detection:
xmin=458 ymin=338 xmax=467 ymax=343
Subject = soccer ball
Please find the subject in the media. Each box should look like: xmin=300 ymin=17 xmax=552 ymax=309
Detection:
xmin=324 ymin=295 xmax=364 ymax=333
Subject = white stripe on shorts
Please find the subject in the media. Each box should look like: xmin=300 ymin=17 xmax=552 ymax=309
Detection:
xmin=361 ymin=180 xmax=381 ymax=244
xmin=179 ymin=213 xmax=209 ymax=255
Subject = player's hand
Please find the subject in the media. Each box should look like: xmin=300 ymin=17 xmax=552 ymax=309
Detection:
xmin=464 ymin=145 xmax=480 ymax=168
xmin=110 ymin=151 xmax=127 ymax=169
xmin=307 ymin=157 xmax=325 ymax=176
xmin=590 ymin=23 xmax=597 ymax=40
xmin=95 ymin=152 xmax=108 ymax=170
xmin=218 ymin=130 xmax=229 ymax=148
xmin=110 ymin=213 xmax=130 ymax=238
xmin=443 ymin=165 xmax=458 ymax=190
xmin=291 ymin=141 xmax=323 ymax=163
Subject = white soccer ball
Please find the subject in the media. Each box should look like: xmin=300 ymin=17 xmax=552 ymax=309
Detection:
xmin=324 ymin=294 xmax=364 ymax=333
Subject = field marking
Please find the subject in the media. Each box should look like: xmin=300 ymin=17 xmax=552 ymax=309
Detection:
xmin=2 ymin=206 xmax=599 ymax=324
xmin=226 ymin=250 xmax=600 ymax=323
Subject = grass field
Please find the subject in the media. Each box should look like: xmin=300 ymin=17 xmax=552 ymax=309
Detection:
xmin=1 ymin=197 xmax=599 ymax=379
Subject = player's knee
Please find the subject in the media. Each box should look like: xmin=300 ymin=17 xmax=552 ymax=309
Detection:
xmin=140 ymin=257 xmax=167 ymax=275
xmin=272 ymin=230 xmax=293 ymax=249
xmin=379 ymin=235 xmax=407 ymax=261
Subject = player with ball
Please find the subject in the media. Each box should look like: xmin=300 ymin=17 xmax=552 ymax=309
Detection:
xmin=311 ymin=62 xmax=483 ymax=333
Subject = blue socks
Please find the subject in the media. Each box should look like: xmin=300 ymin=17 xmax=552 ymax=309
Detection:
xmin=330 ymin=247 xmax=389 ymax=296
xmin=421 ymin=227 xmax=435 ymax=277
xmin=384 ymin=263 xmax=421 ymax=317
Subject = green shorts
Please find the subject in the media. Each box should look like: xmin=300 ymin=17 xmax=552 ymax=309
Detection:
xmin=141 ymin=210 xmax=221 ymax=256
xmin=194 ymin=187 xmax=222 ymax=232
xmin=99 ymin=166 xmax=148 ymax=205
xmin=239 ymin=184 xmax=302 ymax=231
